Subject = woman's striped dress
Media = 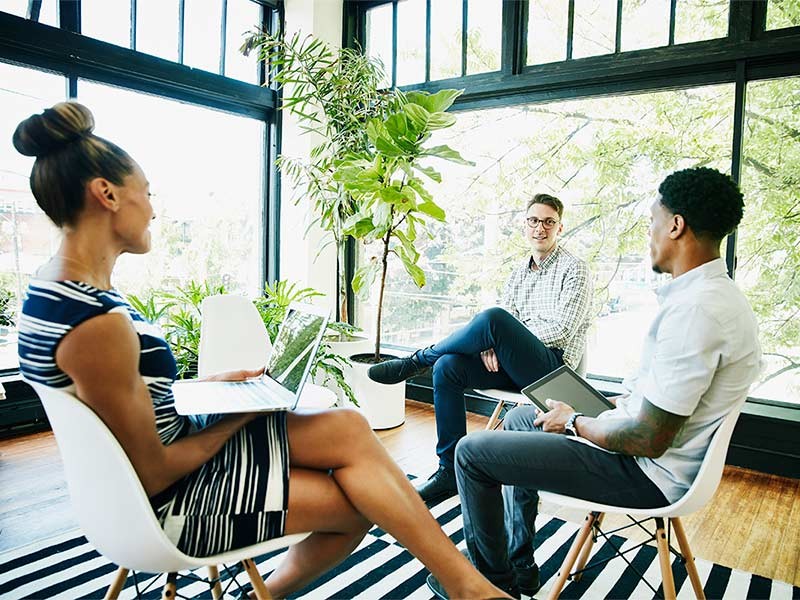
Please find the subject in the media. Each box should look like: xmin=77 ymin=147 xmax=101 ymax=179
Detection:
xmin=18 ymin=279 xmax=290 ymax=557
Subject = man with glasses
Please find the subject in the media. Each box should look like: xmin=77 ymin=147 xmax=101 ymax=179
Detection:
xmin=368 ymin=193 xmax=593 ymax=504
xmin=427 ymin=168 xmax=762 ymax=599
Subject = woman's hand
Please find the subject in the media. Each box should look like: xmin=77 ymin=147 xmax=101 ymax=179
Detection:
xmin=201 ymin=367 xmax=265 ymax=382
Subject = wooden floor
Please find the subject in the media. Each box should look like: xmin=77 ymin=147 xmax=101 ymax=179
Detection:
xmin=1 ymin=399 xmax=798 ymax=587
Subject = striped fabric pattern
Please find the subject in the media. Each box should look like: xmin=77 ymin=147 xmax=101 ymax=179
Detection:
xmin=1 ymin=495 xmax=796 ymax=600
xmin=18 ymin=280 xmax=290 ymax=558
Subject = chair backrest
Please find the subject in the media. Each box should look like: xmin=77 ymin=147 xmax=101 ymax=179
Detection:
xmin=28 ymin=382 xmax=197 ymax=573
xmin=198 ymin=294 xmax=272 ymax=378
xmin=658 ymin=403 xmax=743 ymax=517
xmin=575 ymin=345 xmax=588 ymax=378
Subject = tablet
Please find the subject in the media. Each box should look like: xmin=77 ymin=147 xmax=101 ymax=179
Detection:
xmin=521 ymin=365 xmax=616 ymax=417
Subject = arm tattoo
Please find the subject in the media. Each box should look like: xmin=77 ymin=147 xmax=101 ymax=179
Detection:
xmin=588 ymin=399 xmax=687 ymax=458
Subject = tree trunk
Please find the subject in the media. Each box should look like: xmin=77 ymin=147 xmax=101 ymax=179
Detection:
xmin=336 ymin=239 xmax=348 ymax=323
xmin=374 ymin=228 xmax=391 ymax=362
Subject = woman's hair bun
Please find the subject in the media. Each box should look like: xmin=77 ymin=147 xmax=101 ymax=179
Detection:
xmin=12 ymin=101 xmax=95 ymax=158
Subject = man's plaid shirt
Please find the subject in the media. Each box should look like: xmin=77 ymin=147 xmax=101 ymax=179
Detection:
xmin=501 ymin=244 xmax=593 ymax=370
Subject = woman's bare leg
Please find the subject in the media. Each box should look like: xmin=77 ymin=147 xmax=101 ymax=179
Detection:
xmin=263 ymin=468 xmax=371 ymax=597
xmin=278 ymin=408 xmax=510 ymax=600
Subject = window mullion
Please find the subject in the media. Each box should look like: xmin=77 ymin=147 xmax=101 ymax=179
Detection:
xmin=391 ymin=0 xmax=397 ymax=88
xmin=668 ymin=0 xmax=676 ymax=46
xmin=425 ymin=0 xmax=431 ymax=82
xmin=566 ymin=0 xmax=574 ymax=60
xmin=727 ymin=60 xmax=746 ymax=279
xmin=220 ymin=0 xmax=228 ymax=76
xmin=130 ymin=0 xmax=137 ymax=50
xmin=461 ymin=0 xmax=467 ymax=77
xmin=27 ymin=0 xmax=42 ymax=21
xmin=501 ymin=0 xmax=527 ymax=76
xmin=178 ymin=0 xmax=185 ymax=64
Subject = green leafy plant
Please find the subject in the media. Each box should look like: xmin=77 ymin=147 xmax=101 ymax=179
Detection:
xmin=129 ymin=280 xmax=357 ymax=405
xmin=242 ymin=30 xmax=393 ymax=323
xmin=254 ymin=280 xmax=357 ymax=406
xmin=0 ymin=287 xmax=16 ymax=328
xmin=335 ymin=89 xmax=474 ymax=361
xmin=129 ymin=280 xmax=227 ymax=378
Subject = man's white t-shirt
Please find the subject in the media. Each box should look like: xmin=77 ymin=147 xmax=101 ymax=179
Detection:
xmin=597 ymin=258 xmax=762 ymax=503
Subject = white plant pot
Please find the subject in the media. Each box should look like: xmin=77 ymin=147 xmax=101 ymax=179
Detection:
xmin=346 ymin=353 xmax=405 ymax=429
xmin=316 ymin=335 xmax=372 ymax=406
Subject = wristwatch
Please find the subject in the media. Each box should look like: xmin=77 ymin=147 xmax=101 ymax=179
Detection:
xmin=564 ymin=412 xmax=584 ymax=437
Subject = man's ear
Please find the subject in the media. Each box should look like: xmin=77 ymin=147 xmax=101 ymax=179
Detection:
xmin=669 ymin=214 xmax=687 ymax=240
xmin=86 ymin=178 xmax=119 ymax=212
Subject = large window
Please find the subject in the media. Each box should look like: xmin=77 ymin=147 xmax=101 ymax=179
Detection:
xmin=0 ymin=62 xmax=64 ymax=372
xmin=357 ymin=84 xmax=735 ymax=384
xmin=738 ymin=76 xmax=800 ymax=405
xmin=351 ymin=0 xmax=800 ymax=411
xmin=0 ymin=0 xmax=277 ymax=376
xmin=78 ymin=82 xmax=266 ymax=298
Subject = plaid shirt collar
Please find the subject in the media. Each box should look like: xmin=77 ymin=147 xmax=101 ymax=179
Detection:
xmin=527 ymin=244 xmax=562 ymax=272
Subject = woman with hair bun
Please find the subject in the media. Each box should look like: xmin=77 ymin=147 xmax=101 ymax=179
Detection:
xmin=14 ymin=102 xmax=510 ymax=599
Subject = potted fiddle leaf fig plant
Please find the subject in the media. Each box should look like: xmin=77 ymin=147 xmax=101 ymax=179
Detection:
xmin=331 ymin=88 xmax=473 ymax=427
xmin=241 ymin=30 xmax=392 ymax=326
xmin=242 ymin=31 xmax=472 ymax=427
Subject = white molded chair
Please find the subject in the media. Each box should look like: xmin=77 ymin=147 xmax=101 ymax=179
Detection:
xmin=28 ymin=381 xmax=309 ymax=599
xmin=199 ymin=294 xmax=336 ymax=409
xmin=477 ymin=349 xmax=588 ymax=430
xmin=540 ymin=405 xmax=742 ymax=600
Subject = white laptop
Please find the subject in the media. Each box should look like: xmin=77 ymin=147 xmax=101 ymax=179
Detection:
xmin=173 ymin=302 xmax=329 ymax=415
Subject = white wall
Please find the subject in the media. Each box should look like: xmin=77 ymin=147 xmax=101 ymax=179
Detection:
xmin=278 ymin=0 xmax=343 ymax=315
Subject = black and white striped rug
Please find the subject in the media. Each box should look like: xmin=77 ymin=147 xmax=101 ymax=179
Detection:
xmin=1 ymin=495 xmax=797 ymax=599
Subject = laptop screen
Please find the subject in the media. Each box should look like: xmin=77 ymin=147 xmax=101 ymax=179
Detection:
xmin=266 ymin=308 xmax=327 ymax=394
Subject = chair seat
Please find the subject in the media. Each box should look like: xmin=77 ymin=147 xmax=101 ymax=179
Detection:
xmin=475 ymin=388 xmax=530 ymax=404
xmin=539 ymin=490 xmax=680 ymax=519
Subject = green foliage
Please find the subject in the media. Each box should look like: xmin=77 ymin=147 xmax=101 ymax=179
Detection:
xmin=242 ymin=30 xmax=393 ymax=322
xmin=254 ymin=280 xmax=357 ymax=406
xmin=0 ymin=287 xmax=15 ymax=328
xmin=130 ymin=279 xmax=357 ymax=405
xmin=334 ymin=88 xmax=474 ymax=360
xmin=128 ymin=280 xmax=227 ymax=379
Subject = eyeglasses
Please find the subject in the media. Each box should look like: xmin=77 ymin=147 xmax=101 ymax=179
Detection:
xmin=525 ymin=217 xmax=559 ymax=229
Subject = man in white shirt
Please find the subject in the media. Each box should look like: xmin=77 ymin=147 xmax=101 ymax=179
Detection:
xmin=427 ymin=167 xmax=762 ymax=599
xmin=368 ymin=194 xmax=593 ymax=504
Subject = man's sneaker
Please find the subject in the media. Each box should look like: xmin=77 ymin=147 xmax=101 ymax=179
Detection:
xmin=367 ymin=355 xmax=427 ymax=384
xmin=415 ymin=465 xmax=458 ymax=503
xmin=514 ymin=562 xmax=540 ymax=596
xmin=426 ymin=572 xmax=521 ymax=600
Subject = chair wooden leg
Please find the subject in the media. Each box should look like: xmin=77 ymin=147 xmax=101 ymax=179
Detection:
xmin=207 ymin=565 xmax=223 ymax=600
xmin=161 ymin=572 xmax=178 ymax=600
xmin=242 ymin=558 xmax=272 ymax=600
xmin=546 ymin=512 xmax=599 ymax=600
xmin=103 ymin=566 xmax=129 ymax=600
xmin=655 ymin=518 xmax=677 ymax=600
xmin=485 ymin=400 xmax=505 ymax=430
xmin=672 ymin=517 xmax=706 ymax=599
xmin=572 ymin=512 xmax=605 ymax=582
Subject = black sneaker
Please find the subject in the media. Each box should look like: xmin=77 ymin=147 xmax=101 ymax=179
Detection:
xmin=415 ymin=466 xmax=458 ymax=503
xmin=514 ymin=562 xmax=540 ymax=596
xmin=426 ymin=572 xmax=521 ymax=600
xmin=367 ymin=355 xmax=427 ymax=385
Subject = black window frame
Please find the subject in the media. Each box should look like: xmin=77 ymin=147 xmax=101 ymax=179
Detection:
xmin=0 ymin=0 xmax=282 ymax=426
xmin=344 ymin=0 xmax=800 ymax=477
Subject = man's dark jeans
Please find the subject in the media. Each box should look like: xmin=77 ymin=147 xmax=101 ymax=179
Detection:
xmin=455 ymin=406 xmax=669 ymax=590
xmin=415 ymin=307 xmax=563 ymax=469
